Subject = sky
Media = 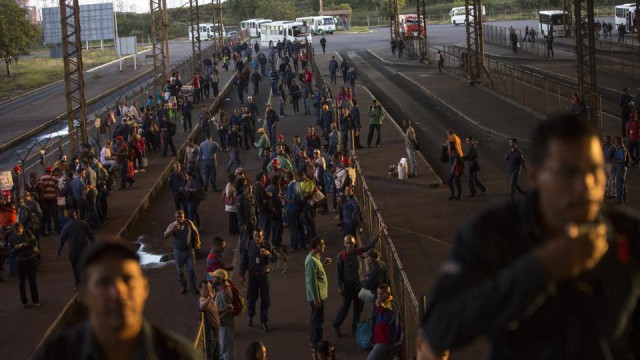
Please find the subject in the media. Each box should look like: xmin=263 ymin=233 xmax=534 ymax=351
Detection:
xmin=30 ymin=0 xmax=226 ymax=14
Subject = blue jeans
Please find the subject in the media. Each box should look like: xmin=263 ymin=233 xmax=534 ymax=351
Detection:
xmin=239 ymin=224 xmax=254 ymax=259
xmin=187 ymin=200 xmax=200 ymax=227
xmin=267 ymin=126 xmax=277 ymax=147
xmin=226 ymin=147 xmax=241 ymax=172
xmin=509 ymin=170 xmax=526 ymax=202
xmin=174 ymin=248 xmax=197 ymax=290
xmin=201 ymin=160 xmax=217 ymax=191
xmin=286 ymin=210 xmax=303 ymax=250
xmin=615 ymin=166 xmax=628 ymax=203
xmin=303 ymin=98 xmax=311 ymax=115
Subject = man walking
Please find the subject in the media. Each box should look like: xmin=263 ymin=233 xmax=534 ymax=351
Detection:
xmin=320 ymin=36 xmax=327 ymax=54
xmin=240 ymin=228 xmax=273 ymax=332
xmin=506 ymin=138 xmax=526 ymax=203
xmin=305 ymin=237 xmax=330 ymax=353
xmin=328 ymin=56 xmax=338 ymax=84
xmin=57 ymin=209 xmax=95 ymax=287
xmin=367 ymin=99 xmax=385 ymax=148
xmin=436 ymin=50 xmax=444 ymax=72
xmin=164 ymin=210 xmax=200 ymax=293
xmin=463 ymin=136 xmax=487 ymax=197
xmin=198 ymin=134 xmax=221 ymax=192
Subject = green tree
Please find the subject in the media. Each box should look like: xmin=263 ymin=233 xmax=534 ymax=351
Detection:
xmin=256 ymin=0 xmax=295 ymax=19
xmin=0 ymin=0 xmax=40 ymax=76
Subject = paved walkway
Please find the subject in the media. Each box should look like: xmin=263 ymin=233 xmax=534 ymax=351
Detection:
xmin=0 ymin=64 xmax=236 ymax=359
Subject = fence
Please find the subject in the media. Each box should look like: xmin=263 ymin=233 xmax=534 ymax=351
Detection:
xmin=484 ymin=23 xmax=640 ymax=77
xmin=443 ymin=45 xmax=577 ymax=116
xmin=306 ymin=38 xmax=421 ymax=359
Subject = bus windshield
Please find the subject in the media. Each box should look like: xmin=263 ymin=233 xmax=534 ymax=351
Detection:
xmin=322 ymin=18 xmax=334 ymax=25
xmin=406 ymin=18 xmax=422 ymax=24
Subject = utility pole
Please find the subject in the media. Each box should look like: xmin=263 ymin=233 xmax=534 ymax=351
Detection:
xmin=563 ymin=0 xmax=574 ymax=37
xmin=574 ymin=0 xmax=601 ymax=132
xmin=60 ymin=0 xmax=88 ymax=155
xmin=189 ymin=0 xmax=202 ymax=70
xmin=212 ymin=0 xmax=223 ymax=55
xmin=162 ymin=0 xmax=171 ymax=76
xmin=464 ymin=0 xmax=490 ymax=85
xmin=389 ymin=0 xmax=400 ymax=45
xmin=416 ymin=0 xmax=429 ymax=63
xmin=150 ymin=0 xmax=167 ymax=93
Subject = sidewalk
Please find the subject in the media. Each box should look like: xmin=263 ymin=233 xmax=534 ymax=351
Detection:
xmin=0 ymin=65 xmax=237 ymax=359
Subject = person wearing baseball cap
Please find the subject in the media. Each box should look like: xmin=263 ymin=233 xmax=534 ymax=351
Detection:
xmin=210 ymin=268 xmax=236 ymax=357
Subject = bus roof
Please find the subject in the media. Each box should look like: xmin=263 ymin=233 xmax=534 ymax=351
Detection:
xmin=616 ymin=3 xmax=636 ymax=8
xmin=262 ymin=21 xmax=303 ymax=26
xmin=539 ymin=10 xmax=567 ymax=15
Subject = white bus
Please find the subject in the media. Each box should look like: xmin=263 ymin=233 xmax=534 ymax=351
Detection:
xmin=259 ymin=21 xmax=312 ymax=47
xmin=188 ymin=23 xmax=225 ymax=40
xmin=538 ymin=10 xmax=568 ymax=37
xmin=615 ymin=3 xmax=637 ymax=30
xmin=240 ymin=18 xmax=272 ymax=37
xmin=449 ymin=5 xmax=486 ymax=26
xmin=295 ymin=16 xmax=336 ymax=34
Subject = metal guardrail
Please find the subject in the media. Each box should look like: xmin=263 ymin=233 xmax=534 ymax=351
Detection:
xmin=307 ymin=38 xmax=420 ymax=359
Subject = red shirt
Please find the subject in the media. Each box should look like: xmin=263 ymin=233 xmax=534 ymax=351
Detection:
xmin=626 ymin=118 xmax=640 ymax=141
xmin=192 ymin=75 xmax=200 ymax=89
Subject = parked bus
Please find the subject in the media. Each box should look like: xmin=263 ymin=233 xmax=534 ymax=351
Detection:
xmin=188 ymin=23 xmax=225 ymax=40
xmin=259 ymin=21 xmax=312 ymax=47
xmin=538 ymin=10 xmax=568 ymax=37
xmin=240 ymin=18 xmax=272 ymax=37
xmin=449 ymin=5 xmax=486 ymax=26
xmin=398 ymin=14 xmax=425 ymax=37
xmin=295 ymin=16 xmax=336 ymax=34
xmin=615 ymin=3 xmax=637 ymax=31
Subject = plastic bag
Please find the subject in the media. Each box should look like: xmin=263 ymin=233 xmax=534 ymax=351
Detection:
xmin=356 ymin=320 xmax=372 ymax=349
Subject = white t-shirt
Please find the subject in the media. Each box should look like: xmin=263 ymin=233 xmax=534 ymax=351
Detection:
xmin=100 ymin=147 xmax=112 ymax=163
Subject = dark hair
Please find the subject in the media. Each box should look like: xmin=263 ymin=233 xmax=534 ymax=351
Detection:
xmin=199 ymin=279 xmax=210 ymax=288
xmin=270 ymin=175 xmax=280 ymax=186
xmin=529 ymin=112 xmax=597 ymax=167
xmin=310 ymin=237 xmax=324 ymax=249
xmin=213 ymin=237 xmax=225 ymax=247
xmin=255 ymin=171 xmax=264 ymax=182
xmin=79 ymin=243 xmax=140 ymax=284
xmin=246 ymin=341 xmax=265 ymax=359
xmin=228 ymin=173 xmax=236 ymax=182
xmin=378 ymin=283 xmax=391 ymax=293
xmin=367 ymin=249 xmax=380 ymax=260
xmin=510 ymin=138 xmax=518 ymax=144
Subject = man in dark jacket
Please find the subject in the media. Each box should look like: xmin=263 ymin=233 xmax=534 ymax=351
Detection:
xmin=332 ymin=228 xmax=382 ymax=336
xmin=420 ymin=113 xmax=640 ymax=359
xmin=506 ymin=137 xmax=526 ymax=203
xmin=167 ymin=162 xmax=186 ymax=211
xmin=57 ymin=209 xmax=95 ymax=287
xmin=462 ymin=136 xmax=487 ymax=197
xmin=253 ymin=172 xmax=271 ymax=243
xmin=236 ymin=183 xmax=257 ymax=259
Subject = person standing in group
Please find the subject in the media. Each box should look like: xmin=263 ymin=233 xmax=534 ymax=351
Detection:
xmin=240 ymin=228 xmax=274 ymax=332
xmin=237 ymin=183 xmax=258 ymax=259
xmin=162 ymin=115 xmax=178 ymax=157
xmin=206 ymin=237 xmax=234 ymax=281
xmin=211 ymin=68 xmax=220 ymax=97
xmin=198 ymin=133 xmax=221 ymax=192
xmin=332 ymin=229 xmax=381 ymax=337
xmin=367 ymin=284 xmax=402 ymax=360
xmin=445 ymin=131 xmax=464 ymax=200
xmin=545 ymin=34 xmax=554 ymax=58
xmin=341 ymin=185 xmax=360 ymax=237
xmin=367 ymin=100 xmax=385 ymax=148
xmin=183 ymin=171 xmax=203 ymax=229
xmin=320 ymin=36 xmax=327 ymax=54
xmin=626 ymin=106 xmax=639 ymax=164
xmin=211 ymin=269 xmax=236 ymax=360
xmin=506 ymin=138 xmax=527 ymax=203
xmin=168 ymin=162 xmax=186 ymax=211
xmin=57 ymin=209 xmax=95 ymax=288
xmin=347 ymin=67 xmax=357 ymax=96
xmin=198 ymin=280 xmax=221 ymax=360
xmin=163 ymin=210 xmax=200 ymax=294
xmin=246 ymin=341 xmax=267 ymax=360
xmin=463 ymin=136 xmax=487 ymax=197
xmin=305 ymin=237 xmax=331 ymax=353
xmin=328 ymin=56 xmax=338 ymax=84
xmin=602 ymin=135 xmax=617 ymax=199
xmin=181 ymin=97 xmax=193 ymax=132
xmin=285 ymin=172 xmax=305 ymax=251
xmin=222 ymin=173 xmax=239 ymax=236
xmin=619 ymin=87 xmax=633 ymax=137
xmin=8 ymin=222 xmax=40 ymax=308
xmin=265 ymin=103 xmax=279 ymax=147
xmin=254 ymin=172 xmax=272 ymax=242
xmin=226 ymin=125 xmax=243 ymax=173
xmin=613 ymin=136 xmax=630 ymax=204
xmin=404 ymin=120 xmax=419 ymax=177
xmin=397 ymin=39 xmax=405 ymax=58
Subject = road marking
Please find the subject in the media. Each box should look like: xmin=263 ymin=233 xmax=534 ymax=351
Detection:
xmin=387 ymin=225 xmax=451 ymax=246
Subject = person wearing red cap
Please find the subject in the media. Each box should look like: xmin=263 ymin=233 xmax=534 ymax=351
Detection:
xmin=11 ymin=165 xmax=23 ymax=200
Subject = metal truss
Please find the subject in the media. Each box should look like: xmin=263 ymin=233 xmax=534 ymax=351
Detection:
xmin=60 ymin=0 xmax=88 ymax=154
xmin=150 ymin=0 xmax=168 ymax=92
xmin=574 ymin=0 xmax=601 ymax=130
xmin=389 ymin=0 xmax=400 ymax=45
xmin=189 ymin=0 xmax=202 ymax=70
xmin=212 ymin=0 xmax=223 ymax=56
xmin=464 ymin=0 xmax=490 ymax=85
xmin=563 ymin=0 xmax=574 ymax=37
xmin=416 ymin=0 xmax=429 ymax=63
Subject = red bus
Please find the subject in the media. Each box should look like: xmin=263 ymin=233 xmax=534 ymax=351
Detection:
xmin=399 ymin=14 xmax=425 ymax=37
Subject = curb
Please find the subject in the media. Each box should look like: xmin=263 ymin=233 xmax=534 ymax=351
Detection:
xmin=356 ymin=85 xmax=444 ymax=186
xmin=365 ymin=49 xmax=427 ymax=67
